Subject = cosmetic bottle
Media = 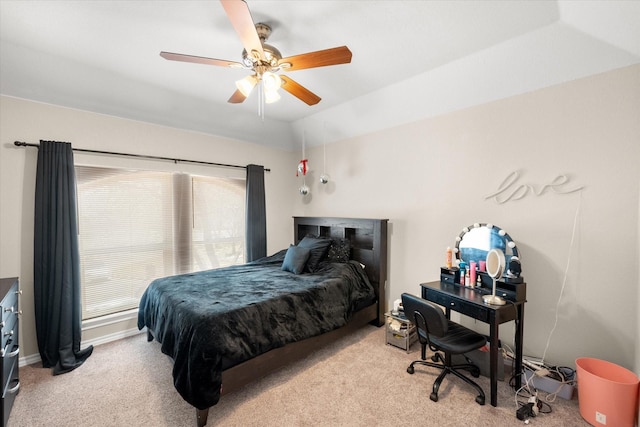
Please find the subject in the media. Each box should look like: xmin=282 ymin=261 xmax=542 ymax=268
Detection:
xmin=469 ymin=261 xmax=477 ymax=287
xmin=446 ymin=247 xmax=453 ymax=269
xmin=459 ymin=262 xmax=466 ymax=285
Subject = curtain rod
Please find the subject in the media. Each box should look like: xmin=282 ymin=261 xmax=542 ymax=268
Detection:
xmin=14 ymin=141 xmax=270 ymax=172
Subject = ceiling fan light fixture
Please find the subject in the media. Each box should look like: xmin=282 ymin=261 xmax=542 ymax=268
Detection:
xmin=264 ymin=89 xmax=281 ymax=104
xmin=262 ymin=71 xmax=281 ymax=91
xmin=235 ymin=75 xmax=258 ymax=97
xmin=262 ymin=72 xmax=282 ymax=104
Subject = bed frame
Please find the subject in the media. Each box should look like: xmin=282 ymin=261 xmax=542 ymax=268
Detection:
xmin=194 ymin=216 xmax=389 ymax=426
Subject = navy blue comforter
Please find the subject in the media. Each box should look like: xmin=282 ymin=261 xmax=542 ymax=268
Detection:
xmin=137 ymin=249 xmax=375 ymax=409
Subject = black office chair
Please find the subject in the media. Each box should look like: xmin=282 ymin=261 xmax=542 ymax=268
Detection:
xmin=401 ymin=293 xmax=486 ymax=405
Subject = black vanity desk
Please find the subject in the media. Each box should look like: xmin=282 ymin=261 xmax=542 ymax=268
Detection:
xmin=420 ymin=281 xmax=525 ymax=407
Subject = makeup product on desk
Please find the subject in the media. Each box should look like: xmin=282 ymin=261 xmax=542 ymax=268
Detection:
xmin=469 ymin=261 xmax=477 ymax=287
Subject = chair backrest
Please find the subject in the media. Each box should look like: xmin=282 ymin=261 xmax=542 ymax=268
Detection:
xmin=401 ymin=293 xmax=448 ymax=338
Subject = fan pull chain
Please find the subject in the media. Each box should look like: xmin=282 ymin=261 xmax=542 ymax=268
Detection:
xmin=258 ymin=80 xmax=265 ymax=121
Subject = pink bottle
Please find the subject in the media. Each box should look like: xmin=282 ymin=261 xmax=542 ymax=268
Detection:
xmin=469 ymin=262 xmax=477 ymax=287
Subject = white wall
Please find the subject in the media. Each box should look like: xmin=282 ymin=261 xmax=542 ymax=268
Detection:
xmin=0 ymin=96 xmax=298 ymax=360
xmin=295 ymin=65 xmax=640 ymax=371
xmin=2 ymin=64 xmax=639 ymax=372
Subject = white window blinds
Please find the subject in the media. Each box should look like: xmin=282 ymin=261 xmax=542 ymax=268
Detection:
xmin=75 ymin=166 xmax=245 ymax=320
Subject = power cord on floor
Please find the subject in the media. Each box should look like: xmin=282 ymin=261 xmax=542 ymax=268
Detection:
xmin=507 ymin=191 xmax=583 ymax=423
xmin=503 ymin=346 xmax=576 ymax=423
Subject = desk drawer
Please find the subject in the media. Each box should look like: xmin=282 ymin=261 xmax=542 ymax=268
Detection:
xmin=425 ymin=289 xmax=490 ymax=322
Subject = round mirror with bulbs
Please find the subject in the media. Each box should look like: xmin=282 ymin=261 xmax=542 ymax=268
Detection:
xmin=454 ymin=223 xmax=521 ymax=279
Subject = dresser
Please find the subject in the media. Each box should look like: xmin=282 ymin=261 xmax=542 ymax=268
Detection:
xmin=0 ymin=278 xmax=20 ymax=427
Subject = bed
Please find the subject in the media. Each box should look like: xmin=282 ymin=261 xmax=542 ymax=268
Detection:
xmin=137 ymin=216 xmax=388 ymax=426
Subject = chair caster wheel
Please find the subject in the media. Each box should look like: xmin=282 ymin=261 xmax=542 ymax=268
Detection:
xmin=430 ymin=392 xmax=438 ymax=402
xmin=475 ymin=395 xmax=485 ymax=405
xmin=471 ymin=368 xmax=481 ymax=378
xmin=407 ymin=366 xmax=415 ymax=374
xmin=431 ymin=354 xmax=439 ymax=362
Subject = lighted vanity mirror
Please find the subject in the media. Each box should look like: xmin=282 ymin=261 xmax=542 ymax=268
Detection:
xmin=454 ymin=223 xmax=520 ymax=275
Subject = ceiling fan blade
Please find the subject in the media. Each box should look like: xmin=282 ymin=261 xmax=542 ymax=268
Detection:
xmin=280 ymin=76 xmax=321 ymax=106
xmin=160 ymin=51 xmax=243 ymax=68
xmin=279 ymin=46 xmax=352 ymax=71
xmin=228 ymin=89 xmax=247 ymax=104
xmin=220 ymin=0 xmax=265 ymax=62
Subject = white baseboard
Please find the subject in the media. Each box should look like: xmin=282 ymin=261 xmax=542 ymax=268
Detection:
xmin=82 ymin=326 xmax=145 ymax=348
xmin=19 ymin=327 xmax=145 ymax=367
xmin=19 ymin=352 xmax=41 ymax=367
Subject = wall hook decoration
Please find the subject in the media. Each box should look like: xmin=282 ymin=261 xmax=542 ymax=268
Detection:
xmin=298 ymin=127 xmax=310 ymax=196
xmin=296 ymin=159 xmax=308 ymax=176
xmin=320 ymin=122 xmax=330 ymax=184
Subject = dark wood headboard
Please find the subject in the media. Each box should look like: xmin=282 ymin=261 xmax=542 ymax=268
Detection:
xmin=293 ymin=216 xmax=388 ymax=325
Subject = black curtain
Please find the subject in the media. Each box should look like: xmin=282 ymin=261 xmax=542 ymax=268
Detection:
xmin=34 ymin=141 xmax=93 ymax=375
xmin=245 ymin=164 xmax=266 ymax=261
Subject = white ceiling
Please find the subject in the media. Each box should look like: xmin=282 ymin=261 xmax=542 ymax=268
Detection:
xmin=1 ymin=1 xmax=639 ymax=151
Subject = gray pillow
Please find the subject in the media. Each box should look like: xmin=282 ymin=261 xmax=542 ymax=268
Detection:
xmin=282 ymin=244 xmax=311 ymax=274
xmin=297 ymin=236 xmax=331 ymax=272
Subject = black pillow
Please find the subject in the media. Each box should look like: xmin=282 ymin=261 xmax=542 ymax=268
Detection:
xmin=281 ymin=245 xmax=311 ymax=274
xmin=297 ymin=236 xmax=331 ymax=272
xmin=327 ymin=238 xmax=351 ymax=263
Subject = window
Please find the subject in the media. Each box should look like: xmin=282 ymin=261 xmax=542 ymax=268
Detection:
xmin=76 ymin=166 xmax=245 ymax=320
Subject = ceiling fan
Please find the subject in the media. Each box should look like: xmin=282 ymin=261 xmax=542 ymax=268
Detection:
xmin=160 ymin=0 xmax=352 ymax=107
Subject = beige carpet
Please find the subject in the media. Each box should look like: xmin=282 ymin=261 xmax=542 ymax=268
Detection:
xmin=11 ymin=326 xmax=588 ymax=426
